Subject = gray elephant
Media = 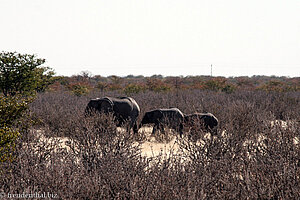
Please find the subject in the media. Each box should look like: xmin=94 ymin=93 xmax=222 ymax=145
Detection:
xmin=139 ymin=108 xmax=184 ymax=136
xmin=85 ymin=96 xmax=140 ymax=133
xmin=184 ymin=112 xmax=218 ymax=135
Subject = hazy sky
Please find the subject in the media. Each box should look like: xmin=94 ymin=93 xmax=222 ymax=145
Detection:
xmin=1 ymin=0 xmax=299 ymax=77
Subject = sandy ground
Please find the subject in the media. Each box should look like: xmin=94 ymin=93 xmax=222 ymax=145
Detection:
xmin=32 ymin=130 xmax=77 ymax=152
xmin=27 ymin=120 xmax=298 ymax=161
xmin=29 ymin=127 xmax=183 ymax=159
xmin=117 ymin=126 xmax=181 ymax=157
xmin=140 ymin=136 xmax=179 ymax=157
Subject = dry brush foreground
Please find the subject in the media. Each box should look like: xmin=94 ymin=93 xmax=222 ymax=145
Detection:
xmin=1 ymin=90 xmax=300 ymax=199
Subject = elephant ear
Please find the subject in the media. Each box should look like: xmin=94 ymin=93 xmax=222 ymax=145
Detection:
xmin=85 ymin=99 xmax=101 ymax=115
xmin=100 ymin=97 xmax=114 ymax=112
xmin=88 ymin=99 xmax=101 ymax=109
xmin=102 ymin=97 xmax=114 ymax=107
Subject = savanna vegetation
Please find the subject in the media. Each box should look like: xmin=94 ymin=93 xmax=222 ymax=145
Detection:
xmin=50 ymin=70 xmax=300 ymax=96
xmin=1 ymin=51 xmax=300 ymax=199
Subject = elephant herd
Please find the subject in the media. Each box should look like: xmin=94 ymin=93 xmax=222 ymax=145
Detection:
xmin=85 ymin=96 xmax=218 ymax=137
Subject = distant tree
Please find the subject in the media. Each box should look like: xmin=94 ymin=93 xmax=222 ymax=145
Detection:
xmin=107 ymin=75 xmax=123 ymax=90
xmin=146 ymin=78 xmax=171 ymax=92
xmin=68 ymin=82 xmax=91 ymax=96
xmin=109 ymin=75 xmax=123 ymax=85
xmin=97 ymin=81 xmax=109 ymax=92
xmin=150 ymin=74 xmax=163 ymax=79
xmin=80 ymin=70 xmax=92 ymax=78
xmin=0 ymin=51 xmax=54 ymax=96
xmin=126 ymin=74 xmax=135 ymax=79
xmin=72 ymin=70 xmax=93 ymax=82
xmin=124 ymin=83 xmax=145 ymax=95
xmin=204 ymin=78 xmax=226 ymax=91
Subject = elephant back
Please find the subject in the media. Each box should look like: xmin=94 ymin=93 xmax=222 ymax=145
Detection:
xmin=163 ymin=108 xmax=184 ymax=119
xmin=159 ymin=108 xmax=184 ymax=123
xmin=158 ymin=108 xmax=184 ymax=131
xmin=184 ymin=112 xmax=218 ymax=129
xmin=115 ymin=97 xmax=140 ymax=116
xmin=200 ymin=113 xmax=218 ymax=128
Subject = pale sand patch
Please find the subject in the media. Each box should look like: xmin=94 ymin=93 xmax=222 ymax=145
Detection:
xmin=269 ymin=119 xmax=298 ymax=130
xmin=294 ymin=137 xmax=299 ymax=145
xmin=268 ymin=120 xmax=299 ymax=147
xmin=140 ymin=137 xmax=179 ymax=157
xmin=31 ymin=127 xmax=182 ymax=158
xmin=22 ymin=130 xmax=81 ymax=166
xmin=137 ymin=127 xmax=215 ymax=158
xmin=33 ymin=129 xmax=77 ymax=152
xmin=136 ymin=126 xmax=180 ymax=157
xmin=270 ymin=120 xmax=288 ymax=129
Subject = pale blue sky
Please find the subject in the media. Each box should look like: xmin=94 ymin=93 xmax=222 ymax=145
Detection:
xmin=1 ymin=0 xmax=299 ymax=77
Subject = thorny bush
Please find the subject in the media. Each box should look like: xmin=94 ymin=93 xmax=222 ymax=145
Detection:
xmin=1 ymin=90 xmax=300 ymax=199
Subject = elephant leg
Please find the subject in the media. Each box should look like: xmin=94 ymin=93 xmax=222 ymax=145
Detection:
xmin=125 ymin=125 xmax=131 ymax=133
xmin=152 ymin=123 xmax=159 ymax=135
xmin=159 ymin=124 xmax=165 ymax=134
xmin=126 ymin=120 xmax=133 ymax=133
xmin=132 ymin=120 xmax=139 ymax=134
xmin=179 ymin=123 xmax=184 ymax=138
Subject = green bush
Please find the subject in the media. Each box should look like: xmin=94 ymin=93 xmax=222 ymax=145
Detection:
xmin=0 ymin=95 xmax=32 ymax=163
xmin=221 ymin=84 xmax=236 ymax=94
xmin=0 ymin=127 xmax=19 ymax=162
xmin=68 ymin=83 xmax=90 ymax=96
xmin=96 ymin=81 xmax=109 ymax=91
xmin=124 ymin=83 xmax=145 ymax=95
xmin=146 ymin=78 xmax=171 ymax=92
xmin=204 ymin=78 xmax=236 ymax=93
xmin=0 ymin=51 xmax=54 ymax=96
xmin=257 ymin=80 xmax=294 ymax=92
xmin=0 ymin=51 xmax=50 ymax=162
xmin=0 ymin=96 xmax=32 ymax=126
xmin=204 ymin=78 xmax=226 ymax=91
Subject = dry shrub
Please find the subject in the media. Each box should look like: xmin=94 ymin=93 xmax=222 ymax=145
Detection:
xmin=0 ymin=90 xmax=299 ymax=199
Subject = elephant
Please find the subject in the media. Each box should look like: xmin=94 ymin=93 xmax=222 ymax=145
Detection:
xmin=139 ymin=108 xmax=184 ymax=136
xmin=183 ymin=113 xmax=218 ymax=135
xmin=85 ymin=96 xmax=140 ymax=133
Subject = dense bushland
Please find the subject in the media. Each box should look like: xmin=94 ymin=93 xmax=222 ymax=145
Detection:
xmin=49 ymin=72 xmax=300 ymax=95
xmin=0 ymin=88 xmax=299 ymax=199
